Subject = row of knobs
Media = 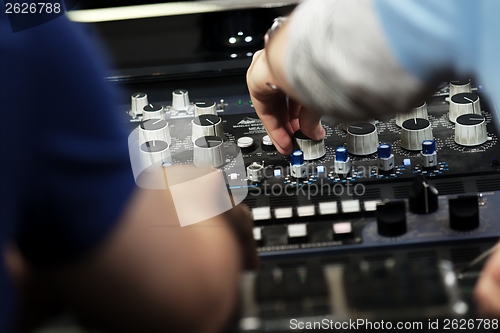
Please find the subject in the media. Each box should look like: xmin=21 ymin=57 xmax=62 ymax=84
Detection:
xmin=135 ymin=90 xmax=228 ymax=170
xmin=131 ymin=90 xmax=219 ymax=119
xmin=376 ymin=177 xmax=480 ymax=237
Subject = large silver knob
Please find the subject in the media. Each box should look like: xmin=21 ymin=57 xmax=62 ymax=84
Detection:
xmin=142 ymin=103 xmax=164 ymax=120
xmin=139 ymin=140 xmax=172 ymax=171
xmin=341 ymin=119 xmax=376 ymax=131
xmin=449 ymin=79 xmax=472 ymax=98
xmin=171 ymin=89 xmax=193 ymax=114
xmin=193 ymin=136 xmax=225 ymax=168
xmin=191 ymin=114 xmax=224 ymax=143
xmin=194 ymin=101 xmax=217 ymax=116
xmin=346 ymin=123 xmax=379 ymax=155
xmin=131 ymin=92 xmax=148 ymax=118
xmin=449 ymin=93 xmax=481 ymax=123
xmin=396 ymin=102 xmax=428 ymax=127
xmin=139 ymin=118 xmax=171 ymax=145
xmin=454 ymin=114 xmax=488 ymax=146
xmin=293 ymin=130 xmax=326 ymax=160
xmin=401 ymin=118 xmax=433 ymax=151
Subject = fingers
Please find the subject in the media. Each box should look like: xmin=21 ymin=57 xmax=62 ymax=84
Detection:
xmin=298 ymin=105 xmax=325 ymax=140
xmin=474 ymin=242 xmax=500 ymax=318
xmin=247 ymin=50 xmax=294 ymax=155
xmin=247 ymin=49 xmax=324 ymax=155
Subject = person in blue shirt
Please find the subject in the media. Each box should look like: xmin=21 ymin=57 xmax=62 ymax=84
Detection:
xmin=247 ymin=0 xmax=500 ymax=317
xmin=0 ymin=9 xmax=256 ymax=333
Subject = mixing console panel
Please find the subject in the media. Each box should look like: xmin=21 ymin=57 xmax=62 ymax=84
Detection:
xmin=122 ymin=80 xmax=500 ymax=330
xmin=125 ymin=81 xmax=500 ymax=257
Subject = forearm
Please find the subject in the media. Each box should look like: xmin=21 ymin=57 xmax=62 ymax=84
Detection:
xmin=45 ymin=169 xmax=245 ymax=333
xmin=266 ymin=0 xmax=431 ymax=120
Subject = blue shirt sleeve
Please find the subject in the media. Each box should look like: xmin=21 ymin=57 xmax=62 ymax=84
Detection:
xmin=374 ymin=0 xmax=500 ymax=111
xmin=1 ymin=13 xmax=135 ymax=266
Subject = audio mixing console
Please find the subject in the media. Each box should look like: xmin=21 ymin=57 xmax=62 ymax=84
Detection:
xmin=123 ymin=81 xmax=500 ymax=331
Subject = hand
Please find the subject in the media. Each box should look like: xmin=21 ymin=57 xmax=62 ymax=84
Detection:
xmin=474 ymin=241 xmax=500 ymax=318
xmin=220 ymin=203 xmax=259 ymax=270
xmin=246 ymin=49 xmax=325 ymax=155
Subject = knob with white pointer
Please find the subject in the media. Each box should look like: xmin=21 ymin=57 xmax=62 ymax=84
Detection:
xmin=139 ymin=118 xmax=171 ymax=145
xmin=455 ymin=114 xmax=488 ymax=146
xmin=139 ymin=140 xmax=172 ymax=171
xmin=449 ymin=93 xmax=481 ymax=123
xmin=449 ymin=79 xmax=472 ymax=98
xmin=293 ymin=130 xmax=326 ymax=160
xmin=195 ymin=101 xmax=217 ymax=116
xmin=130 ymin=92 xmax=148 ymax=118
xmin=401 ymin=118 xmax=433 ymax=151
xmin=191 ymin=114 xmax=224 ymax=143
xmin=346 ymin=123 xmax=379 ymax=155
xmin=193 ymin=136 xmax=225 ymax=168
xmin=396 ymin=102 xmax=428 ymax=127
xmin=171 ymin=89 xmax=194 ymax=114
xmin=142 ymin=103 xmax=164 ymax=120
xmin=409 ymin=175 xmax=439 ymax=214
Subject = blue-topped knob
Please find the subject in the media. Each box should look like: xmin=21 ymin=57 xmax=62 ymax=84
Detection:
xmin=377 ymin=143 xmax=391 ymax=159
xmin=290 ymin=150 xmax=304 ymax=165
xmin=335 ymin=146 xmax=348 ymax=162
xmin=422 ymin=139 xmax=436 ymax=155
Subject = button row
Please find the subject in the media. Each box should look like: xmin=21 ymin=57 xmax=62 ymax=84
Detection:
xmin=253 ymin=221 xmax=354 ymax=245
xmin=251 ymin=199 xmax=380 ymax=221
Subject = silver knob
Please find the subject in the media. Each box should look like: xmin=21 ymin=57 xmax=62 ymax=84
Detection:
xmin=396 ymin=102 xmax=428 ymax=127
xmin=139 ymin=140 xmax=172 ymax=171
xmin=401 ymin=118 xmax=433 ymax=151
xmin=341 ymin=119 xmax=375 ymax=131
xmin=142 ymin=103 xmax=164 ymax=120
xmin=191 ymin=114 xmax=224 ymax=143
xmin=449 ymin=93 xmax=481 ymax=123
xmin=293 ymin=130 xmax=326 ymax=160
xmin=237 ymin=136 xmax=255 ymax=153
xmin=454 ymin=114 xmax=488 ymax=146
xmin=193 ymin=136 xmax=225 ymax=168
xmin=139 ymin=118 xmax=171 ymax=145
xmin=449 ymin=79 xmax=472 ymax=98
xmin=131 ymin=92 xmax=148 ymax=118
xmin=171 ymin=89 xmax=193 ymax=112
xmin=194 ymin=101 xmax=217 ymax=116
xmin=246 ymin=162 xmax=264 ymax=182
xmin=346 ymin=123 xmax=379 ymax=155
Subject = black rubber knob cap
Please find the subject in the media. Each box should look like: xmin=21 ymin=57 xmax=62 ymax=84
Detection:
xmin=376 ymin=200 xmax=407 ymax=237
xmin=409 ymin=175 xmax=439 ymax=214
xmin=449 ymin=195 xmax=480 ymax=231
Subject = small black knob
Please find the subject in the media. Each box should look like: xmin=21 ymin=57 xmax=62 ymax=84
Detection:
xmin=409 ymin=175 xmax=439 ymax=214
xmin=376 ymin=200 xmax=407 ymax=237
xmin=449 ymin=195 xmax=480 ymax=231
